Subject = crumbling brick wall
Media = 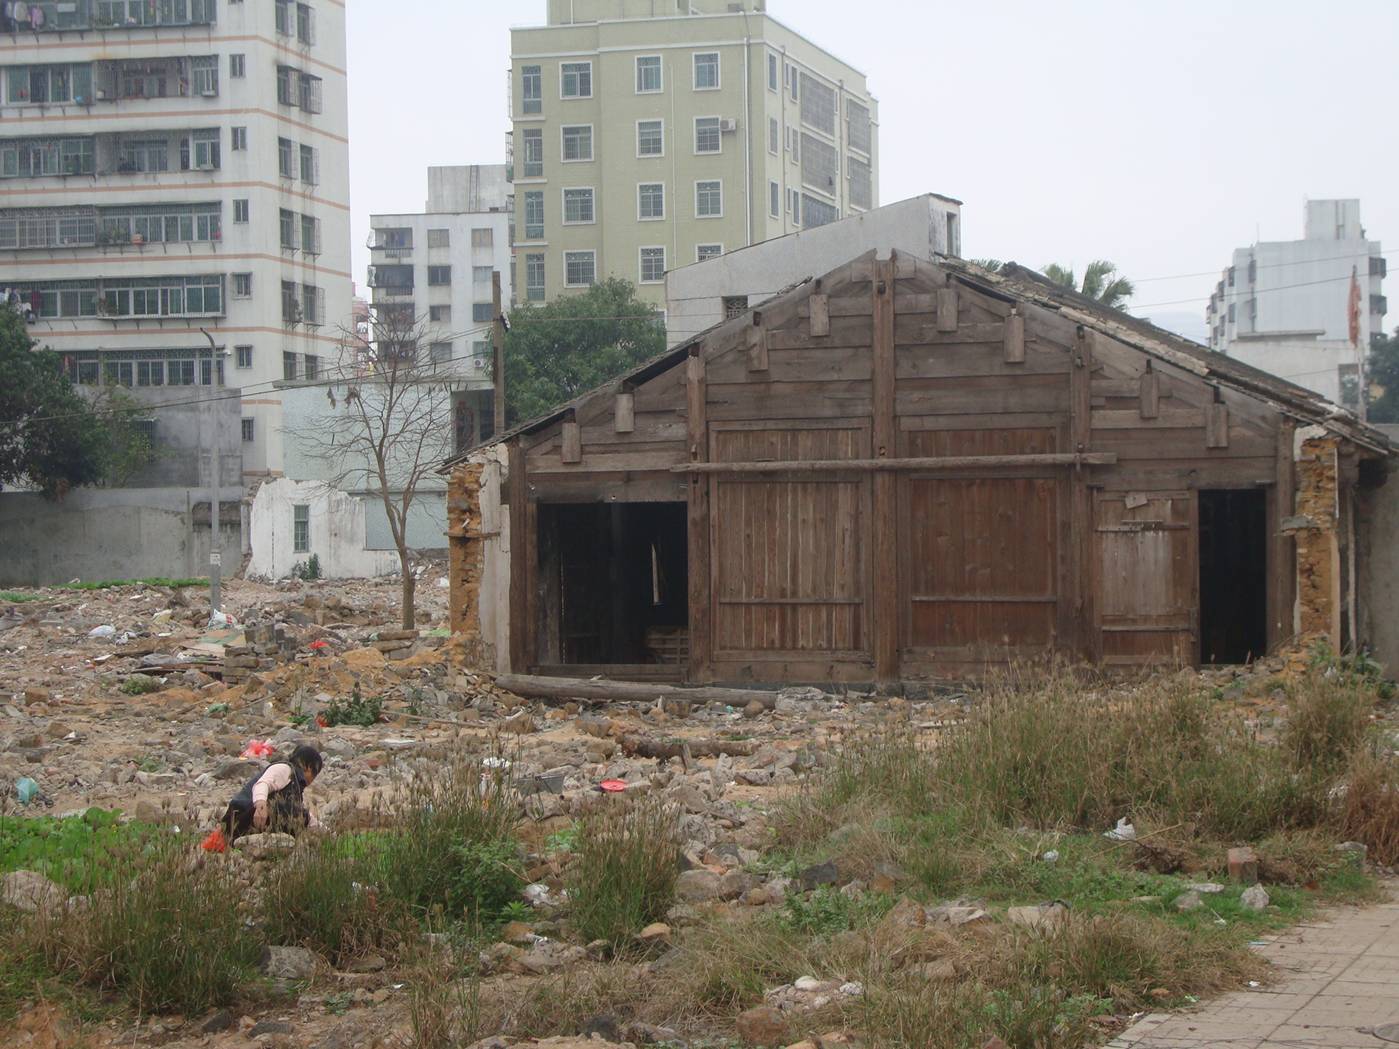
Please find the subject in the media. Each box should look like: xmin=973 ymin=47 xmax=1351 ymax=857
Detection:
xmin=447 ymin=462 xmax=487 ymax=644
xmin=1294 ymin=434 xmax=1343 ymax=644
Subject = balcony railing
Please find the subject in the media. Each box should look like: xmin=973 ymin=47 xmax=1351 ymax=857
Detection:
xmin=2 ymin=0 xmax=216 ymax=33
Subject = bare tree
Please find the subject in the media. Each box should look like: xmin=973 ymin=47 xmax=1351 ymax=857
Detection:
xmin=287 ymin=306 xmax=456 ymax=629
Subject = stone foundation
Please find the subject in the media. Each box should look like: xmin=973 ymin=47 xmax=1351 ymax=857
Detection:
xmin=223 ymin=619 xmax=296 ymax=686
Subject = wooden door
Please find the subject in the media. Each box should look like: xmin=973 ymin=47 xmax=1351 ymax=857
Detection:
xmin=1093 ymin=490 xmax=1198 ymax=666
xmin=709 ymin=423 xmax=870 ymax=660
xmin=899 ymin=428 xmax=1061 ymax=663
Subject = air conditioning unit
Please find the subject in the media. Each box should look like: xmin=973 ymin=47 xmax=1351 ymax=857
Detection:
xmin=720 ymin=117 xmax=739 ymax=132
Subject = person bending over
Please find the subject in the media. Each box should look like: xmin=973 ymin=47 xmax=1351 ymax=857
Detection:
xmin=201 ymin=744 xmax=323 ymax=852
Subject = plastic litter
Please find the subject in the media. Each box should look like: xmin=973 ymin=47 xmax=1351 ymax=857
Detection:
xmin=1042 ymin=850 xmax=1060 ymax=863
xmin=15 ymin=777 xmax=39 ymax=804
xmin=309 ymin=639 xmax=331 ymax=651
xmin=240 ymin=739 xmax=276 ymax=759
xmin=201 ymin=828 xmax=228 ymax=853
xmin=1103 ymin=817 xmax=1137 ymax=842
xmin=482 ymin=756 xmax=512 ymax=770
xmin=87 ymin=625 xmax=115 ymax=639
xmin=599 ymin=779 xmax=628 ymax=793
xmin=208 ymin=609 xmax=238 ymax=629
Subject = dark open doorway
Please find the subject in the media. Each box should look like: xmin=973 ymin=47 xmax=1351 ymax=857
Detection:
xmin=1198 ymin=489 xmax=1268 ymax=665
xmin=536 ymin=502 xmax=689 ymax=673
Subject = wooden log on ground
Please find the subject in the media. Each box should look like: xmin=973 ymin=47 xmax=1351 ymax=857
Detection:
xmin=620 ymin=735 xmax=758 ymax=760
xmin=495 ymin=674 xmax=778 ymax=710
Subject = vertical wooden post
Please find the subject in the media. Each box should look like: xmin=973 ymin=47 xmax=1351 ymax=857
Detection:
xmin=1270 ymin=419 xmax=1297 ymax=646
xmin=560 ymin=411 xmax=582 ymax=463
xmin=872 ymin=257 xmax=898 ymax=685
xmin=1139 ymin=363 xmax=1160 ymax=419
xmin=1205 ymin=393 xmax=1230 ymax=448
xmin=686 ymin=347 xmax=712 ymax=682
xmin=507 ymin=442 xmax=529 ymax=673
xmin=936 ymin=282 xmax=958 ymax=332
xmin=1004 ymin=306 xmax=1025 ymax=364
xmin=809 ymin=289 xmax=831 ymax=337
xmin=614 ymin=388 xmax=635 ymax=433
xmin=1070 ymin=325 xmax=1095 ymax=660
xmin=491 ymin=271 xmax=506 ymax=437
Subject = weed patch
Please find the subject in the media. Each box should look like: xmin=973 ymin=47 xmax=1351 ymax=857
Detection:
xmin=567 ymin=795 xmax=681 ymax=947
xmin=320 ymin=686 xmax=384 ymax=728
xmin=0 ymin=809 xmax=160 ymax=892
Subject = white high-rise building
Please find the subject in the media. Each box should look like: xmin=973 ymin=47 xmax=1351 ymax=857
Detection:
xmin=1208 ymin=200 xmax=1386 ymax=411
xmin=0 ymin=0 xmax=352 ymax=479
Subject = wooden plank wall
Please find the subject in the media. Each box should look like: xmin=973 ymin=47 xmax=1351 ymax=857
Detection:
xmin=507 ymin=251 xmax=1296 ymax=682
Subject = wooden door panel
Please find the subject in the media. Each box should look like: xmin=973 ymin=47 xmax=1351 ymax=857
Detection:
xmin=1094 ymin=491 xmax=1197 ymax=665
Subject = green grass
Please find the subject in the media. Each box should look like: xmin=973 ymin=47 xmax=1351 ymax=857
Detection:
xmin=0 ymin=591 xmax=43 ymax=603
xmin=0 ymin=809 xmax=163 ymax=892
xmin=59 ymin=577 xmax=205 ymax=591
xmin=567 ymin=795 xmax=682 ymax=948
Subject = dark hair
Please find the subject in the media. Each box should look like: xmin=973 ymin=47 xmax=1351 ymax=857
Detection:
xmin=290 ymin=745 xmax=323 ymax=777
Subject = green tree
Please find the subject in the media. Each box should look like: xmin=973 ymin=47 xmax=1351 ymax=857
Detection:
xmin=1367 ymin=330 xmax=1399 ymax=423
xmin=504 ymin=278 xmax=666 ymax=424
xmin=0 ymin=306 xmax=109 ymax=498
xmin=1042 ymin=260 xmax=1136 ymax=309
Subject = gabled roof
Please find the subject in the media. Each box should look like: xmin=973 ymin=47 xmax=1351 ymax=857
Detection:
xmin=440 ymin=252 xmax=1391 ymax=470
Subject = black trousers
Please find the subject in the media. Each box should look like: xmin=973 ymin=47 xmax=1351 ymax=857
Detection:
xmin=220 ymin=793 xmax=309 ymax=841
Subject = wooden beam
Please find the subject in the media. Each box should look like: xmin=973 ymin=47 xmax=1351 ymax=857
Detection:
xmin=873 ymin=257 xmax=898 ymax=684
xmin=1139 ymin=364 xmax=1160 ymax=419
xmin=1070 ymin=325 xmax=1094 ymax=660
xmin=686 ymin=348 xmax=711 ymax=682
xmin=560 ymin=414 xmax=582 ymax=463
xmin=1205 ymin=398 xmax=1230 ymax=448
xmin=1271 ymin=419 xmax=1297 ymax=647
xmin=1004 ymin=307 xmax=1025 ymax=364
xmin=936 ymin=284 xmax=958 ymax=332
xmin=495 ymin=674 xmax=781 ymax=710
xmin=747 ymin=326 xmax=770 ymax=372
xmin=614 ymin=391 xmax=635 ymax=434
xmin=809 ymin=291 xmax=830 ymax=337
xmin=507 ymin=442 xmax=529 ymax=674
xmin=671 ymin=452 xmax=1118 ymax=474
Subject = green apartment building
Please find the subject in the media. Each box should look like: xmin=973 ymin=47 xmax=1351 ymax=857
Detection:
xmin=510 ymin=0 xmax=879 ymax=311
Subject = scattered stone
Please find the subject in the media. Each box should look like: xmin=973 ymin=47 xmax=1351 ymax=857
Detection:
xmin=737 ymin=1004 xmax=790 ymax=1047
xmin=1187 ymin=882 xmax=1226 ymax=894
xmin=201 ymin=1009 xmax=238 ymax=1034
xmin=743 ymin=700 xmax=766 ymax=719
xmin=1228 ymin=846 xmax=1259 ymax=885
xmin=2 ymin=870 xmax=68 ymax=914
xmin=248 ymin=1019 xmax=295 ymax=1036
xmin=879 ymin=896 xmax=927 ymax=932
xmin=1240 ymin=885 xmax=1270 ymax=911
xmin=500 ymin=711 xmax=538 ymax=735
xmin=261 ymin=945 xmax=317 ymax=981
xmin=675 ymin=869 xmax=723 ymax=902
xmin=637 ymin=922 xmax=671 ymax=944
xmin=1006 ymin=902 xmax=1068 ymax=931
xmin=1173 ymin=891 xmax=1204 ymax=912
xmin=799 ymin=860 xmax=839 ymax=890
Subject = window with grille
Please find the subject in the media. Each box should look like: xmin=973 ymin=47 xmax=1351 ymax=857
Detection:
xmin=848 ymin=156 xmax=871 ymax=210
xmin=801 ymin=194 xmax=838 ymax=229
xmin=521 ymin=65 xmax=542 ymax=113
xmin=638 ymin=183 xmax=664 ymax=220
xmin=191 ymin=57 xmax=218 ymax=96
xmin=526 ymin=254 xmax=545 ymax=301
xmin=697 ymin=244 xmax=723 ymax=262
xmin=235 ymin=345 xmax=253 ymax=368
xmin=800 ymin=133 xmax=838 ymax=195
xmin=301 ymin=214 xmax=320 ymax=254
xmin=522 ymin=128 xmax=543 ymax=176
xmin=184 ymin=129 xmax=220 ymax=170
xmin=303 ymin=354 xmax=319 ymax=381
xmin=560 ymin=62 xmax=591 ymax=98
xmin=637 ymin=120 xmax=664 ymax=157
xmin=523 ymin=192 xmax=544 ymax=239
xmin=278 ymin=138 xmax=294 ymax=177
xmin=296 ymin=2 xmax=315 ymax=45
xmin=230 ymin=54 xmax=246 ymax=78
xmin=473 ymin=266 xmax=492 ymax=284
xmin=471 ymin=228 xmax=494 ymax=248
xmin=428 ymin=265 xmax=451 ymax=285
xmin=636 ymin=56 xmax=662 ymax=93
xmin=241 ymin=418 xmax=255 ymax=443
xmin=300 ymin=144 xmax=318 ymax=184
xmin=695 ymin=117 xmax=721 ymax=154
xmin=799 ymin=73 xmax=835 ymax=135
xmin=293 ymin=505 xmax=309 ymax=553
xmin=723 ymin=295 xmax=748 ymax=318
xmin=767 ymin=52 xmax=778 ymax=92
xmin=428 ymin=228 xmax=450 ymax=248
xmin=640 ymin=246 xmax=666 ymax=283
xmin=562 ymin=125 xmax=592 ymax=162
xmin=846 ymin=99 xmax=871 ymax=154
xmin=693 ymin=52 xmax=719 ymax=90
xmin=565 ymin=250 xmax=596 ymax=288
xmin=430 ymin=304 xmax=451 ymax=323
xmin=233 ymin=274 xmax=252 ymax=298
xmin=563 ymin=188 xmax=594 ymax=224
xmin=280 ymin=209 xmax=296 ymax=250
xmin=283 ymin=350 xmax=298 ymax=379
xmin=769 ymin=180 xmax=780 ymax=218
xmin=472 ymin=303 xmax=493 ymax=323
xmin=431 ymin=342 xmax=453 ymax=364
xmin=233 ymin=199 xmax=249 ymax=223
xmin=696 ymin=180 xmax=723 ymax=218
xmin=769 ymin=117 xmax=779 ymax=155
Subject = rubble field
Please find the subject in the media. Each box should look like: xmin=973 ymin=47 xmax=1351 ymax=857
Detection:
xmin=1 ymin=577 xmax=1396 ymax=1049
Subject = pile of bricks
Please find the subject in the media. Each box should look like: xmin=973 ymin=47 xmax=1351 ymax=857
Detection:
xmin=222 ymin=619 xmax=296 ymax=685
xmin=374 ymin=629 xmax=418 ymax=660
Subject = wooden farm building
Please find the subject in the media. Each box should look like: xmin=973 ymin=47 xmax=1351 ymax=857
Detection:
xmin=443 ymin=251 xmax=1392 ymax=686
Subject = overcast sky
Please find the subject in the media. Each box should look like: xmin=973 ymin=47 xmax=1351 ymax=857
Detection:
xmin=346 ymin=1 xmax=1398 ymax=339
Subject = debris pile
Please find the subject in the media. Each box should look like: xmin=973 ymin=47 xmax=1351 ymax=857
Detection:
xmin=221 ymin=618 xmax=296 ymax=686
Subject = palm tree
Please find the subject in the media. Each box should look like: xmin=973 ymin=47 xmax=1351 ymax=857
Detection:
xmin=1041 ymin=260 xmax=1136 ymax=310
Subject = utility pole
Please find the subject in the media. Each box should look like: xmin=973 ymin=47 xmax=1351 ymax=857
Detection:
xmin=491 ymin=271 xmax=506 ymax=439
xmin=199 ymin=328 xmax=222 ymax=616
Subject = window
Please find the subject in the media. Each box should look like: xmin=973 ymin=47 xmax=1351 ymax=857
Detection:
xmin=800 ymin=132 xmax=838 ymax=193
xmin=723 ymin=295 xmax=748 ymax=319
xmin=640 ymin=246 xmax=666 ymax=284
xmin=523 ymin=191 xmax=544 ymax=239
xmin=636 ymin=55 xmax=662 ymax=93
xmin=231 ymin=126 xmax=247 ymax=151
xmin=302 ymin=284 xmax=324 ymax=326
xmin=521 ymin=128 xmax=543 ymax=177
xmin=301 ymin=213 xmax=320 ymax=254
xmin=638 ymin=182 xmax=665 ymax=221
xmin=282 ymin=281 xmax=300 ymax=323
xmin=298 ymin=73 xmax=322 ymax=113
xmin=560 ymin=61 xmax=591 ymax=99
xmin=277 ymin=65 xmax=294 ymax=105
xmin=846 ymin=98 xmax=872 ymax=154
xmin=637 ymin=119 xmax=664 ymax=157
xmin=278 ymin=137 xmax=294 ymax=177
xmin=235 ymin=345 xmax=253 ymax=368
xmin=429 ymin=304 xmax=451 ymax=323
xmin=693 ymin=52 xmax=719 ymax=90
xmin=430 ymin=342 xmax=453 ymax=364
xmin=275 ymin=0 xmax=291 ymax=34
xmin=472 ymin=266 xmax=492 ymax=284
xmin=472 ymin=303 xmax=493 ymax=323
xmin=847 ymin=156 xmax=871 ymax=210
xmin=801 ymin=193 xmax=838 ymax=229
xmin=427 ymin=228 xmax=450 ymax=249
xmin=292 ymin=505 xmax=309 ymax=553
xmin=296 ymin=2 xmax=315 ymax=45
xmin=789 ymin=63 xmax=799 ymax=101
xmin=300 ymin=144 xmax=318 ymax=184
xmin=769 ymin=116 xmax=779 ymax=155
xmin=230 ymin=54 xmax=246 ymax=79
xmin=233 ymin=199 xmax=249 ymax=223
xmin=280 ymin=208 xmax=297 ymax=249
xmin=768 ymin=52 xmax=778 ymax=92
xmin=428 ymin=265 xmax=451 ymax=286
xmin=0 ymin=137 xmax=95 ymax=178
xmin=184 ymin=128 xmax=220 ymax=170
xmin=526 ymin=253 xmax=545 ymax=301
xmin=564 ymin=250 xmax=596 ymax=288
xmin=233 ymin=273 xmax=252 ymax=298
xmin=118 ymin=139 xmax=168 ymax=173
xmin=697 ymin=244 xmax=723 ymax=262
xmin=6 ymin=64 xmax=91 ymax=105
xmin=769 ymin=180 xmax=779 ymax=218
xmin=303 ymin=354 xmax=319 ymax=381
xmin=696 ymin=180 xmax=722 ymax=218
xmin=136 ymin=361 xmax=163 ymax=387
xmin=561 ymin=124 xmax=592 ymax=162
xmin=191 ymin=56 xmax=218 ymax=96
xmin=378 ymin=227 xmax=412 ymax=249
xmin=563 ymin=187 xmax=594 ymax=224
xmin=800 ymin=72 xmax=836 ymax=135
xmin=694 ymin=117 xmax=721 ymax=154
xmin=283 ymin=350 xmax=299 ymax=379
xmin=241 ymin=418 xmax=255 ymax=443
xmin=521 ymin=65 xmax=542 ymax=114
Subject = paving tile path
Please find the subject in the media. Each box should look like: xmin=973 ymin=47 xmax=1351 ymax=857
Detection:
xmin=1108 ymin=887 xmax=1399 ymax=1049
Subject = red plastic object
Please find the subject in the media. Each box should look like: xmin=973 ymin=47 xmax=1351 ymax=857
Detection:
xmin=599 ymin=779 xmax=628 ymax=793
xmin=309 ymin=639 xmax=330 ymax=651
xmin=240 ymin=739 xmax=275 ymax=759
xmin=201 ymin=829 xmax=228 ymax=853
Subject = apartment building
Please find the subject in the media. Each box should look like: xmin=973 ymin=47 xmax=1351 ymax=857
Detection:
xmin=510 ymin=0 xmax=879 ymax=306
xmin=368 ymin=164 xmax=513 ymax=449
xmin=0 ymin=0 xmax=352 ymax=478
xmin=1207 ymin=200 xmax=1386 ymax=410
